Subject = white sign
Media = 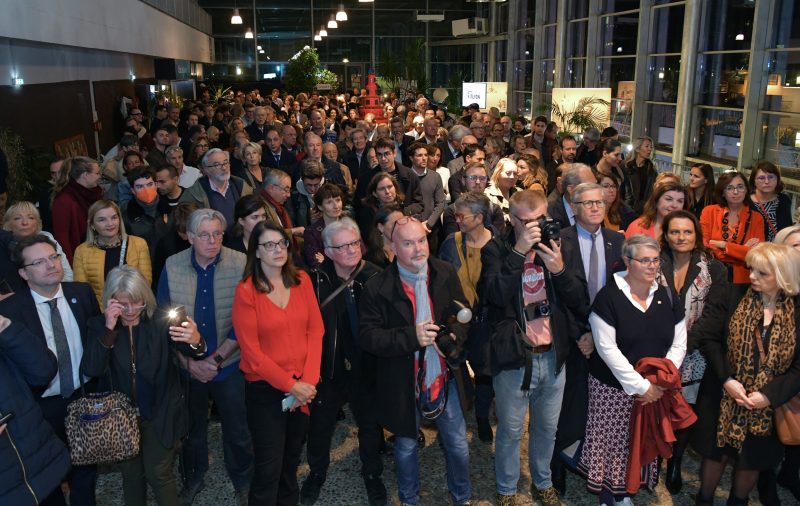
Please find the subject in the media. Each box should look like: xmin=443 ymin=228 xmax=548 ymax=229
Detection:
xmin=462 ymin=82 xmax=486 ymax=109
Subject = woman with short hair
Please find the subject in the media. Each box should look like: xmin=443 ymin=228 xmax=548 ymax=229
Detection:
xmin=232 ymin=141 xmax=266 ymax=189
xmin=3 ymin=201 xmax=73 ymax=281
xmin=484 ymin=158 xmax=519 ymax=221
xmin=749 ymin=160 xmax=793 ymax=242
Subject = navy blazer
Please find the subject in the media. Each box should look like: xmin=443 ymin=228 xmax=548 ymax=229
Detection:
xmin=262 ymin=147 xmax=295 ymax=172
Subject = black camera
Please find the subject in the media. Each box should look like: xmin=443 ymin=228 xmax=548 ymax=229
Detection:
xmin=434 ymin=323 xmax=461 ymax=369
xmin=524 ymin=301 xmax=551 ymax=321
xmin=536 ymin=218 xmax=561 ymax=247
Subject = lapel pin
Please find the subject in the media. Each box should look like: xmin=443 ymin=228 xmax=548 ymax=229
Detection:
xmin=71 ymin=298 xmax=78 ymax=304
xmin=657 ymin=300 xmax=662 ymax=304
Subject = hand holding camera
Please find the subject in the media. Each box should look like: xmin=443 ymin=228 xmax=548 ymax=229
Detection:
xmin=535 ymin=238 xmax=565 ymax=274
xmin=415 ymin=321 xmax=439 ymax=348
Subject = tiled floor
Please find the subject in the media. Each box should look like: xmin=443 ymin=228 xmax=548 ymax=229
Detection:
xmin=95 ymin=408 xmax=794 ymax=505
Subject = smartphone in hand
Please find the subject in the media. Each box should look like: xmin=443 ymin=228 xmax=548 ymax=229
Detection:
xmin=281 ymin=395 xmax=297 ymax=412
xmin=0 ymin=411 xmax=15 ymax=425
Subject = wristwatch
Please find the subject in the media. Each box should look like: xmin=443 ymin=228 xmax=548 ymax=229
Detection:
xmin=212 ymin=353 xmax=225 ymax=367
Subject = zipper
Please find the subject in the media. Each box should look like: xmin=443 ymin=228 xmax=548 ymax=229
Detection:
xmin=6 ymin=429 xmax=39 ymax=504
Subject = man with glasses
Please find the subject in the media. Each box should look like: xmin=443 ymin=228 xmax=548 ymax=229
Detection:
xmin=180 ymin=149 xmax=253 ymax=234
xmin=353 ymin=138 xmax=422 ymax=211
xmin=0 ymin=234 xmax=101 ymax=505
xmin=547 ymin=163 xmax=596 ymax=229
xmin=262 ymin=170 xmax=306 ymax=242
xmin=157 ymin=209 xmax=254 ymax=505
xmin=301 ymin=218 xmax=386 ymax=506
xmin=481 ymin=190 xmax=587 ymax=506
xmin=550 ymin=183 xmax=623 ymax=495
xmin=442 ymin=162 xmax=505 ymax=236
xmin=360 ymin=217 xmax=472 ymax=506
xmin=446 ymin=142 xmax=485 ymax=202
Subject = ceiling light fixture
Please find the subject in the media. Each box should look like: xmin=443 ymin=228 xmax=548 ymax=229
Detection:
xmin=328 ymin=15 xmax=338 ymax=29
xmin=231 ymin=8 xmax=243 ymax=24
xmin=245 ymin=27 xmax=254 ymax=39
xmin=319 ymin=26 xmax=328 ymax=37
xmin=336 ymin=4 xmax=348 ymax=21
xmin=314 ymin=34 xmax=322 ymax=41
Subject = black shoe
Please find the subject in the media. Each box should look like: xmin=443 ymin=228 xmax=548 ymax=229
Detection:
xmin=665 ymin=456 xmax=683 ymax=494
xmin=179 ymin=481 xmax=205 ymax=505
xmin=694 ymin=493 xmax=713 ymax=505
xmin=300 ymin=473 xmax=326 ymax=505
xmin=417 ymin=429 xmax=425 ymax=448
xmin=476 ymin=417 xmax=493 ymax=443
xmin=363 ymin=474 xmax=387 ymax=506
xmin=777 ymin=468 xmax=800 ymax=502
xmin=551 ymin=462 xmax=566 ymax=497
xmin=337 ymin=407 xmax=346 ymax=421
xmin=757 ymin=470 xmax=780 ymax=506
xmin=726 ymin=495 xmax=749 ymax=506
xmin=378 ymin=434 xmax=389 ymax=455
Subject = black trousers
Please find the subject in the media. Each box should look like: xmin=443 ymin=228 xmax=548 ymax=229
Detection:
xmin=37 ymin=392 xmax=97 ymax=506
xmin=245 ymin=380 xmax=309 ymax=506
xmin=306 ymin=373 xmax=383 ymax=478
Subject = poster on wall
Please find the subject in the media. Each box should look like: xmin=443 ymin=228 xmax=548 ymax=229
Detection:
xmin=486 ymin=82 xmax=508 ymax=113
xmin=462 ymin=82 xmax=508 ymax=112
xmin=550 ymin=87 xmax=612 ymax=133
xmin=462 ymin=82 xmax=486 ymax=109
xmin=613 ymin=81 xmax=635 ymax=138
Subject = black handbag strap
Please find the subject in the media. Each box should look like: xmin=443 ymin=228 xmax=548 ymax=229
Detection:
xmin=319 ymin=261 xmax=365 ymax=310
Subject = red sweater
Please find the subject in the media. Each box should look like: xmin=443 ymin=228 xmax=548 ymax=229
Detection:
xmin=700 ymin=204 xmax=764 ymax=283
xmin=232 ymin=271 xmax=324 ymax=393
xmin=626 ymin=357 xmax=697 ymax=494
xmin=51 ymin=180 xmax=103 ymax=263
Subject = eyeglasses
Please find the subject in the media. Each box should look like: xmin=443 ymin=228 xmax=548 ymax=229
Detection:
xmin=627 ymin=256 xmax=661 ymax=267
xmin=131 ymin=112 xmax=143 ymax=116
xmin=206 ymin=160 xmax=230 ymax=170
xmin=271 ymin=184 xmax=291 ymax=194
xmin=510 ymin=213 xmax=544 ymax=226
xmin=454 ymin=213 xmax=476 ymax=222
xmin=259 ymin=239 xmax=290 ymax=251
xmin=725 ymin=184 xmax=746 ymax=193
xmin=465 ymin=175 xmax=488 ymax=183
xmin=326 ymin=239 xmax=360 ymax=252
xmin=755 ymin=174 xmax=777 ymax=183
xmin=24 ymin=253 xmax=62 ymax=269
xmin=389 ymin=216 xmax=421 ymax=240
xmin=376 ymin=151 xmax=393 ymax=158
xmin=196 ymin=143 xmax=209 ymax=148
xmin=575 ymin=200 xmax=606 ymax=209
xmin=194 ymin=231 xmax=224 ymax=242
xmin=121 ymin=303 xmax=147 ymax=315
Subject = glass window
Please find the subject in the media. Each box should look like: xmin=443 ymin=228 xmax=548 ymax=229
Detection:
xmin=611 ymin=98 xmax=634 ymax=141
xmin=543 ymin=25 xmax=556 ymax=59
xmin=600 ymin=0 xmax=640 ymax=13
xmin=514 ymin=61 xmax=534 ymax=92
xmin=650 ymin=5 xmax=685 ymax=54
xmin=644 ymin=103 xmax=677 ymax=150
xmin=566 ymin=59 xmax=586 ymax=88
xmin=599 ymin=13 xmax=640 ymax=57
xmin=699 ymin=0 xmax=755 ymax=51
xmin=520 ymin=0 xmax=536 ymax=29
xmin=763 ymin=51 xmax=800 ymax=112
xmin=544 ymin=0 xmax=558 ymax=24
xmin=568 ymin=0 xmax=589 ymax=18
xmin=597 ymin=57 xmax=636 ymax=97
xmin=695 ymin=52 xmax=749 ymax=107
xmin=539 ymin=60 xmax=555 ymax=93
xmin=517 ymin=30 xmax=535 ymax=60
xmin=688 ymin=108 xmax=743 ymax=162
xmin=567 ymin=21 xmax=588 ymax=58
xmin=648 ymin=55 xmax=681 ymax=102
xmin=758 ymin=112 xmax=800 ymax=169
xmin=496 ymin=62 xmax=507 ymax=83
xmin=770 ymin=0 xmax=800 ymax=48
xmin=538 ymin=93 xmax=553 ymax=116
xmin=516 ymin=93 xmax=533 ymax=116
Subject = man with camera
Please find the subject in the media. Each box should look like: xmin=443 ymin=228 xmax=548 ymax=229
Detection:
xmin=481 ymin=190 xmax=588 ymax=506
xmin=359 ymin=217 xmax=472 ymax=506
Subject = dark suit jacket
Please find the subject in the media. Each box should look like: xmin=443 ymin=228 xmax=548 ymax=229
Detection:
xmin=547 ymin=195 xmax=572 ymax=228
xmin=396 ymin=135 xmax=415 ymax=167
xmin=244 ymin=123 xmax=269 ymax=145
xmin=343 ymin=149 xmax=372 ymax=183
xmin=262 ymin=147 xmax=295 ymax=172
xmin=438 ymin=141 xmax=459 ymax=166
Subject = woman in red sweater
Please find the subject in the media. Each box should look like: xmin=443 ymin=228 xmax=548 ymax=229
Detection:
xmin=232 ymin=220 xmax=323 ymax=506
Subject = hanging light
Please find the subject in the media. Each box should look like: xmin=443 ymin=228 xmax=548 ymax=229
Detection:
xmin=328 ymin=15 xmax=338 ymax=29
xmin=245 ymin=27 xmax=254 ymax=39
xmin=259 ymin=49 xmax=265 ymax=54
xmin=231 ymin=8 xmax=243 ymax=24
xmin=336 ymin=4 xmax=348 ymax=21
xmin=314 ymin=33 xmax=322 ymax=41
xmin=319 ymin=26 xmax=328 ymax=37
xmin=358 ymin=0 xmax=374 ymax=3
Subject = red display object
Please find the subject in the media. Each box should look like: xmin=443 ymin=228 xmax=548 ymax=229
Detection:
xmin=358 ymin=71 xmax=387 ymax=124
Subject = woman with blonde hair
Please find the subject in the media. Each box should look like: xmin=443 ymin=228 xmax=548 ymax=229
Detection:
xmin=485 ymin=158 xmax=519 ymax=221
xmin=621 ymin=136 xmax=657 ymax=214
xmin=232 ymin=141 xmax=266 ymax=189
xmin=73 ymin=200 xmax=151 ymax=304
xmin=774 ymin=224 xmax=800 ymax=251
xmin=3 ymin=201 xmax=73 ymax=280
xmin=516 ymin=154 xmax=548 ymax=193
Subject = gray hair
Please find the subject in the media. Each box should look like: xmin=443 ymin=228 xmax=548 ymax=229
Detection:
xmin=454 ymin=191 xmax=491 ymax=226
xmin=102 ymin=265 xmax=157 ymax=319
xmin=239 ymin=141 xmax=262 ymax=161
xmin=448 ymin=125 xmax=471 ymax=142
xmin=265 ymin=169 xmax=290 ymax=187
xmin=622 ymin=234 xmax=660 ymax=259
xmin=562 ymin=163 xmax=593 ymax=189
xmin=200 ymin=148 xmax=229 ymax=170
xmin=186 ymin=208 xmax=227 ymax=236
xmin=322 ymin=217 xmax=361 ymax=248
xmin=583 ymin=127 xmax=600 ymax=142
xmin=571 ymin=182 xmax=604 ymax=203
xmin=165 ymin=145 xmax=183 ymax=157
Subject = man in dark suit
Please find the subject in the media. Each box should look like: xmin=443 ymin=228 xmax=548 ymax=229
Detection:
xmin=545 ymin=135 xmax=578 ymax=194
xmin=0 ymin=234 xmax=101 ymax=506
xmin=262 ymin=126 xmax=295 ymax=173
xmin=546 ymin=163 xmax=595 ymax=229
xmin=551 ymin=182 xmax=623 ymax=495
xmin=342 ymin=127 xmax=372 ymax=184
xmin=438 ymin=125 xmax=471 ymax=167
xmin=389 ymin=117 xmax=414 ymax=167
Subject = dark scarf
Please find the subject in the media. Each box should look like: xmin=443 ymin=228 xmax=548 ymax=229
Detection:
xmin=717 ymin=289 xmax=796 ymax=449
xmin=261 ymin=190 xmax=294 ymax=229
xmin=61 ymin=178 xmax=103 ymax=208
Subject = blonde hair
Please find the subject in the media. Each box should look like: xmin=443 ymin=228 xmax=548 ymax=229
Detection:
xmin=86 ymin=200 xmax=128 ymax=246
xmin=3 ymin=201 xmax=42 ymax=235
xmin=491 ymin=158 xmax=517 ymax=186
xmin=774 ymin=225 xmax=800 ymax=246
xmin=103 ymin=265 xmax=157 ymax=318
xmin=746 ymin=242 xmax=800 ymax=296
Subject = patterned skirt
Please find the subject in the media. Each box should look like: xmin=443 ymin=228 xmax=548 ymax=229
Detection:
xmin=577 ymin=375 xmax=658 ymax=495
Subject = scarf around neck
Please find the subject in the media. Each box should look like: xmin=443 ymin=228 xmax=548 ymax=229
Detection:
xmin=397 ymin=262 xmax=442 ymax=390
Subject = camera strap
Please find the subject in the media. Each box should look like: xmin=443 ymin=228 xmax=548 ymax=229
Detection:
xmin=318 ymin=261 xmax=365 ymax=310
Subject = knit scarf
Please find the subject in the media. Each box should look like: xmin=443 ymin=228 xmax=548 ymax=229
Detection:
xmin=61 ymin=178 xmax=103 ymax=208
xmin=261 ymin=189 xmax=294 ymax=229
xmin=397 ymin=262 xmax=443 ymax=392
xmin=717 ymin=289 xmax=796 ymax=450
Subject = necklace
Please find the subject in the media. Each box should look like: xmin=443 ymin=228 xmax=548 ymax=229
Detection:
xmin=721 ymin=210 xmax=739 ymax=242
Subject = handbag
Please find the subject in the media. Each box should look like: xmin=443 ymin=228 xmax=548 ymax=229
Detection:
xmin=65 ymin=325 xmax=141 ymax=465
xmin=775 ymin=395 xmax=800 ymax=445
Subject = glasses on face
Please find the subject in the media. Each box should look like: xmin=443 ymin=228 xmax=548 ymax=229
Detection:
xmin=195 ymin=231 xmax=224 ymax=242
xmin=465 ymin=175 xmax=488 ymax=183
xmin=454 ymin=213 xmax=476 ymax=222
xmin=259 ymin=239 xmax=290 ymax=251
xmin=121 ymin=303 xmax=147 ymax=315
xmin=196 ymin=143 xmax=209 ymax=149
xmin=327 ymin=239 xmax=360 ymax=252
xmin=376 ymin=151 xmax=393 ymax=159
xmin=271 ymin=184 xmax=291 ymax=194
xmin=207 ymin=160 xmax=230 ymax=171
xmin=24 ymin=253 xmax=62 ymax=269
xmin=725 ymin=184 xmax=746 ymax=193
xmin=575 ymin=200 xmax=606 ymax=209
xmin=389 ymin=216 xmax=421 ymax=240
xmin=510 ymin=213 xmax=543 ymax=226
xmin=755 ymin=174 xmax=777 ymax=183
xmin=627 ymin=256 xmax=661 ymax=267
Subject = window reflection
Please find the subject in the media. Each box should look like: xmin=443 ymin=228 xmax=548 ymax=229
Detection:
xmin=689 ymin=108 xmax=743 ymax=162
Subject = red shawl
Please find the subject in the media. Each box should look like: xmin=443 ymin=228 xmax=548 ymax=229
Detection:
xmin=626 ymin=357 xmax=697 ymax=494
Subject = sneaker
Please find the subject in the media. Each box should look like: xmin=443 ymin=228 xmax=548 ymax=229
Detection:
xmin=614 ymin=498 xmax=633 ymax=506
xmin=179 ymin=481 xmax=205 ymax=505
xmin=476 ymin=417 xmax=493 ymax=443
xmin=234 ymin=489 xmax=249 ymax=506
xmin=363 ymin=474 xmax=387 ymax=506
xmin=533 ymin=485 xmax=562 ymax=506
xmin=300 ymin=473 xmax=326 ymax=505
xmin=496 ymin=493 xmax=517 ymax=506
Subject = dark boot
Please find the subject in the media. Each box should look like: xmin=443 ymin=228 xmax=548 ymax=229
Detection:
xmin=726 ymin=494 xmax=749 ymax=506
xmin=476 ymin=417 xmax=493 ymax=443
xmin=757 ymin=470 xmax=781 ymax=506
xmin=550 ymin=460 xmax=566 ymax=496
xmin=694 ymin=493 xmax=713 ymax=505
xmin=665 ymin=455 xmax=683 ymax=494
xmin=300 ymin=473 xmax=326 ymax=505
xmin=777 ymin=466 xmax=800 ymax=502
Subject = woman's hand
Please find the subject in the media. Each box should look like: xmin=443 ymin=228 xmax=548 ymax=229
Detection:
xmin=170 ymin=316 xmax=201 ymax=346
xmin=290 ymin=381 xmax=317 ymax=405
xmin=637 ymin=382 xmax=665 ymax=404
xmin=0 ymin=315 xmax=11 ymax=334
xmin=314 ymin=252 xmax=325 ymax=265
xmin=746 ymin=391 xmax=770 ymax=410
xmin=709 ymin=240 xmax=727 ymax=251
xmin=745 ymin=238 xmax=760 ymax=248
xmin=105 ymin=299 xmax=123 ymax=330
xmin=577 ymin=332 xmax=594 ymax=358
xmin=292 ymin=226 xmax=305 ymax=237
xmin=723 ymin=378 xmax=753 ymax=408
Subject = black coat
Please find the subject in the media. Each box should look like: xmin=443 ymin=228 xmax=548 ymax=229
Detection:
xmin=0 ymin=322 xmax=70 ymax=506
xmin=359 ymin=259 xmax=469 ymax=438
xmin=81 ymin=309 xmax=205 ymax=448
xmin=262 ymin=147 xmax=296 ymax=173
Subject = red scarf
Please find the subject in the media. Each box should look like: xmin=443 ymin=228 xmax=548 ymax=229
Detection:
xmin=261 ymin=189 xmax=298 ymax=250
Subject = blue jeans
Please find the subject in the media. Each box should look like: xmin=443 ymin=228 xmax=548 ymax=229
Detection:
xmin=494 ymin=348 xmax=565 ymax=494
xmin=393 ymin=380 xmax=471 ymax=505
xmin=182 ymin=369 xmax=254 ymax=491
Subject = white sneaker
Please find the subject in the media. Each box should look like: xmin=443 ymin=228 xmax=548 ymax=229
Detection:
xmin=614 ymin=498 xmax=633 ymax=506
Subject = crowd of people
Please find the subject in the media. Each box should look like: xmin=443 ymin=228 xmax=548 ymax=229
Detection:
xmin=0 ymin=85 xmax=799 ymax=506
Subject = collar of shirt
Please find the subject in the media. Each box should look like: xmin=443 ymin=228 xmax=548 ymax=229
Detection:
xmin=576 ymin=222 xmax=601 ymax=241
xmin=191 ymin=249 xmax=222 ymax=272
xmin=31 ymin=285 xmax=65 ymax=305
xmin=613 ymin=271 xmax=659 ymax=310
xmin=412 ymin=167 xmax=427 ymax=177
xmin=562 ymin=195 xmax=576 ymax=224
xmin=208 ymin=177 xmax=230 ymax=196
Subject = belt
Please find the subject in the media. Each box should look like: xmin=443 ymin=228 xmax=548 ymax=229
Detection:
xmin=525 ymin=343 xmax=552 ymax=354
